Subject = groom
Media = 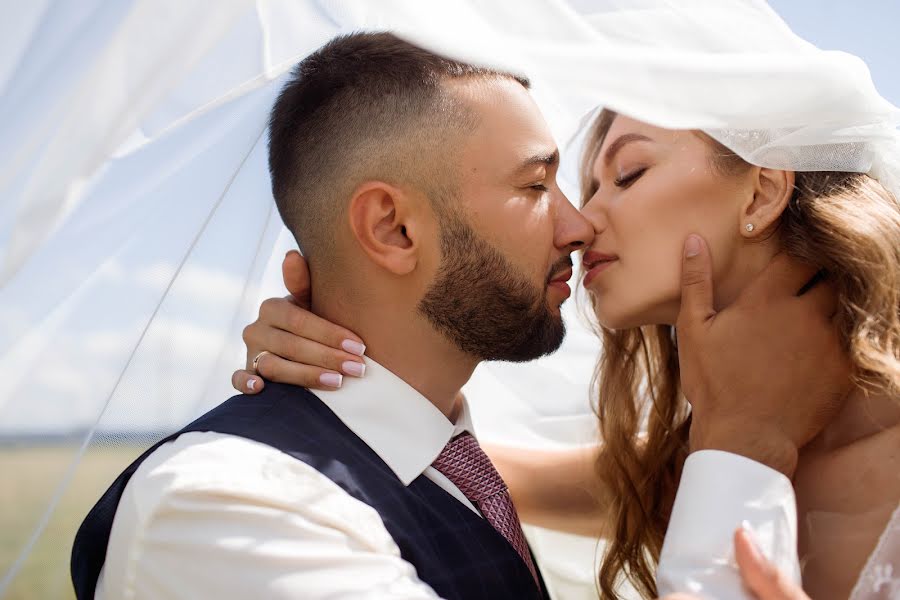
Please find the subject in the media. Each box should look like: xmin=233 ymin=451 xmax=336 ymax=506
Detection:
xmin=71 ymin=31 xmax=586 ymax=600
xmin=72 ymin=33 xmax=841 ymax=599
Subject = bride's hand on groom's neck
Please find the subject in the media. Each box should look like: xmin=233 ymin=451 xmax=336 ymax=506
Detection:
xmin=231 ymin=250 xmax=368 ymax=394
xmin=675 ymin=235 xmax=852 ymax=478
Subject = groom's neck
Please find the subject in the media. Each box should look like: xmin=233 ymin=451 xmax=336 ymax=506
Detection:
xmin=313 ymin=295 xmax=477 ymax=420
xmin=364 ymin=327 xmax=477 ymax=420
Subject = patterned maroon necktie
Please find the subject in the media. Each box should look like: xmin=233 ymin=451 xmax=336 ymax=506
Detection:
xmin=431 ymin=432 xmax=539 ymax=587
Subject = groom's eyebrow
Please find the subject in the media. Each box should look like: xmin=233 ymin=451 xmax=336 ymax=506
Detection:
xmin=514 ymin=148 xmax=560 ymax=173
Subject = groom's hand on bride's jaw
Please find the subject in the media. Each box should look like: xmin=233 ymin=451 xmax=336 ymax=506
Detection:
xmin=675 ymin=234 xmax=851 ymax=477
xmin=230 ymin=250 xmax=368 ymax=395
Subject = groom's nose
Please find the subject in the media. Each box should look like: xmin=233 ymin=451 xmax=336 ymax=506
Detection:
xmin=553 ymin=190 xmax=595 ymax=253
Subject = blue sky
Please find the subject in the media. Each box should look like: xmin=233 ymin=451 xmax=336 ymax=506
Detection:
xmin=768 ymin=0 xmax=899 ymax=104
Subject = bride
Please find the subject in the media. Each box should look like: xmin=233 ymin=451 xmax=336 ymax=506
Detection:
xmin=233 ymin=95 xmax=900 ymax=600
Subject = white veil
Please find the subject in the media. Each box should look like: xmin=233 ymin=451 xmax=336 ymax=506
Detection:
xmin=1 ymin=1 xmax=897 ymax=598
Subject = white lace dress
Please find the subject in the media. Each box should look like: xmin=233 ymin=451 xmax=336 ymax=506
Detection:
xmin=850 ymin=503 xmax=900 ymax=600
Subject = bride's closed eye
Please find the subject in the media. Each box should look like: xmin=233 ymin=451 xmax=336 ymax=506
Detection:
xmin=613 ymin=166 xmax=647 ymax=188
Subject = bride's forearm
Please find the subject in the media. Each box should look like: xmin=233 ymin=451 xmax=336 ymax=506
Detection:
xmin=483 ymin=443 xmax=608 ymax=538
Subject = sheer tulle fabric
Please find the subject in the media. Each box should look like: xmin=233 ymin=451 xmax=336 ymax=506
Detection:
xmin=0 ymin=1 xmax=897 ymax=598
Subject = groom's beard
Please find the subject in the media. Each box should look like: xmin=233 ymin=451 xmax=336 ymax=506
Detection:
xmin=418 ymin=211 xmax=566 ymax=362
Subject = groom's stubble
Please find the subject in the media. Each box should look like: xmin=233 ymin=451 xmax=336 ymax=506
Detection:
xmin=418 ymin=205 xmax=568 ymax=362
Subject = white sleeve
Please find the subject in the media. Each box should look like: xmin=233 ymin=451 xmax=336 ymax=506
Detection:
xmin=656 ymin=449 xmax=800 ymax=599
xmin=96 ymin=432 xmax=442 ymax=600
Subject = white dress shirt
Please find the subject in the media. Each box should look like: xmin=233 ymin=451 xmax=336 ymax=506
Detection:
xmin=96 ymin=355 xmax=799 ymax=600
xmin=96 ymin=357 xmax=472 ymax=599
xmin=656 ymin=450 xmax=800 ymax=599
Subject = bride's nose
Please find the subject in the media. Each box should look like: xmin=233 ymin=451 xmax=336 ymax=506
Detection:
xmin=580 ymin=194 xmax=608 ymax=238
xmin=554 ymin=190 xmax=595 ymax=252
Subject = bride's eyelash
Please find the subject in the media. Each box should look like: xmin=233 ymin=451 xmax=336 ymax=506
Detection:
xmin=614 ymin=167 xmax=647 ymax=188
xmin=530 ymin=183 xmax=549 ymax=192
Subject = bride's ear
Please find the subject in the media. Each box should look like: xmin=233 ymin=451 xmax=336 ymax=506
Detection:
xmin=739 ymin=167 xmax=795 ymax=239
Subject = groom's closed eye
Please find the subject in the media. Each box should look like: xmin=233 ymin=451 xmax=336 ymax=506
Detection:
xmin=513 ymin=148 xmax=559 ymax=193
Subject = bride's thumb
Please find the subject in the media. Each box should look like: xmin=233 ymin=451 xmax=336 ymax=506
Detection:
xmin=734 ymin=528 xmax=809 ymax=600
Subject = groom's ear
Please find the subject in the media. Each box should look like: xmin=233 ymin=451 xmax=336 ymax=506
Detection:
xmin=348 ymin=181 xmax=421 ymax=275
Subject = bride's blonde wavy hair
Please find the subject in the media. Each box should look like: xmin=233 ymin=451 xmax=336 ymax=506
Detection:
xmin=580 ymin=109 xmax=900 ymax=599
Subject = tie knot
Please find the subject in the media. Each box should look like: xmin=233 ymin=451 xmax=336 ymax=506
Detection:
xmin=431 ymin=432 xmax=507 ymax=502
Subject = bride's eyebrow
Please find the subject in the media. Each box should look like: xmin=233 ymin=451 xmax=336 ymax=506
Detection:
xmin=602 ymin=133 xmax=653 ymax=166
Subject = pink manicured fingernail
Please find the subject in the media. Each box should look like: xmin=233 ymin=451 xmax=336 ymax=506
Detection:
xmin=341 ymin=340 xmax=366 ymax=356
xmin=247 ymin=378 xmax=257 ymax=391
xmin=319 ymin=373 xmax=343 ymax=388
xmin=342 ymin=361 xmax=366 ymax=377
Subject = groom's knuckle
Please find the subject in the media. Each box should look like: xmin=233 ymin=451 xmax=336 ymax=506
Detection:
xmin=681 ymin=268 xmax=706 ymax=287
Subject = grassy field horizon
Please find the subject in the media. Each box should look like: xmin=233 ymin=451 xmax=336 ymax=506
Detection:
xmin=1 ymin=445 xmax=144 ymax=599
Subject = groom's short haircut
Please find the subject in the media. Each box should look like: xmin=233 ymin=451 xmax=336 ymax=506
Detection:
xmin=268 ymin=31 xmax=529 ymax=266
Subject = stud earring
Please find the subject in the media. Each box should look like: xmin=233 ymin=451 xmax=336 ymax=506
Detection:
xmin=745 ymin=223 xmax=755 ymax=232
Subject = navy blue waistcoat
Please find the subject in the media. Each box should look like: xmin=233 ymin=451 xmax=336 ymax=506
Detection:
xmin=71 ymin=382 xmax=549 ymax=599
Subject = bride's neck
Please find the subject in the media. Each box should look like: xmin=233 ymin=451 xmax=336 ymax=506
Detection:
xmin=803 ymin=386 xmax=900 ymax=454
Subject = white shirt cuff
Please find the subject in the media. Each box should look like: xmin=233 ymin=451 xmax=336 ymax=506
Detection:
xmin=656 ymin=450 xmax=800 ymax=599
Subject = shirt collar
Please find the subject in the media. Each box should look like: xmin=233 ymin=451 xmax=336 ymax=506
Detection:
xmin=313 ymin=356 xmax=474 ymax=486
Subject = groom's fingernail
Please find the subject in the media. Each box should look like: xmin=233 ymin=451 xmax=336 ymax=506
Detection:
xmin=319 ymin=373 xmax=343 ymax=388
xmin=342 ymin=361 xmax=366 ymax=377
xmin=685 ymin=235 xmax=702 ymax=258
xmin=341 ymin=340 xmax=366 ymax=356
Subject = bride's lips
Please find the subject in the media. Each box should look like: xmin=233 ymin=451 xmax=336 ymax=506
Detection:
xmin=582 ymin=251 xmax=618 ymax=287
xmin=548 ymin=267 xmax=574 ymax=298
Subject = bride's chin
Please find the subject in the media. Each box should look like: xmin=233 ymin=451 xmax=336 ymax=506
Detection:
xmin=593 ymin=304 xmax=677 ymax=331
xmin=593 ymin=309 xmax=638 ymax=331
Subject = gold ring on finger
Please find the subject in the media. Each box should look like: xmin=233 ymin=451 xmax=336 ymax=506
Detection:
xmin=251 ymin=350 xmax=272 ymax=375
